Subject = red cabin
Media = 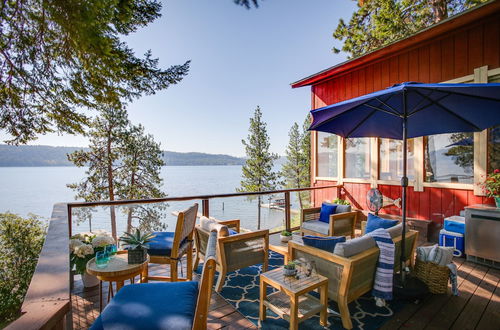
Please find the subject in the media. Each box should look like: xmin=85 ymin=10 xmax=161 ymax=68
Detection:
xmin=292 ymin=1 xmax=500 ymax=240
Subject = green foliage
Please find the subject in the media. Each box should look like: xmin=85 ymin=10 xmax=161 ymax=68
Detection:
xmin=67 ymin=106 xmax=167 ymax=237
xmin=445 ymin=132 xmax=474 ymax=170
xmin=119 ymin=229 xmax=155 ymax=250
xmin=333 ymin=0 xmax=488 ymax=58
xmin=0 ymin=213 xmax=45 ymax=323
xmin=284 ymin=261 xmax=297 ymax=270
xmin=281 ymin=230 xmax=292 ymax=236
xmin=0 ymin=0 xmax=189 ymax=144
xmin=333 ymin=198 xmax=350 ymax=205
xmin=483 ymin=169 xmax=500 ymax=197
xmin=238 ymin=106 xmax=279 ymax=229
xmin=282 ymin=114 xmax=312 ymax=209
xmin=238 ymin=106 xmax=280 ymax=193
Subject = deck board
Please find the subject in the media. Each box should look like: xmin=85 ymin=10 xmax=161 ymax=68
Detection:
xmin=72 ymin=252 xmax=499 ymax=330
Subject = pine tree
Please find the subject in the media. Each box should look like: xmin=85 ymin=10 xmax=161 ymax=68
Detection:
xmin=237 ymin=106 xmax=280 ymax=230
xmin=68 ymin=107 xmax=166 ymax=238
xmin=333 ymin=0 xmax=488 ymax=58
xmin=282 ymin=122 xmax=310 ymax=209
xmin=118 ymin=124 xmax=167 ymax=233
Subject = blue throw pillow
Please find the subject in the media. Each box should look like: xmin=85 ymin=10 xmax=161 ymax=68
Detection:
xmin=319 ymin=203 xmax=337 ymax=223
xmin=302 ymin=235 xmax=346 ymax=253
xmin=365 ymin=213 xmax=399 ymax=234
xmin=228 ymin=229 xmax=238 ymax=235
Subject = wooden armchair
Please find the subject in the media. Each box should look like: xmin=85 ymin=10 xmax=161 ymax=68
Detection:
xmin=301 ymin=204 xmax=358 ymax=238
xmin=147 ymin=203 xmax=198 ymax=282
xmin=194 ymin=218 xmax=269 ymax=292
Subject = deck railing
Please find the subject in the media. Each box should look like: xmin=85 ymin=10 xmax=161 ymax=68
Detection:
xmin=7 ymin=184 xmax=340 ymax=330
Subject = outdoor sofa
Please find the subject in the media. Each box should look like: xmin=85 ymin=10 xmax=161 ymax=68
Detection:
xmin=289 ymin=222 xmax=418 ymax=329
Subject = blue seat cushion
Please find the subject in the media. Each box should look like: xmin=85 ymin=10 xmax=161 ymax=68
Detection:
xmin=319 ymin=202 xmax=337 ymax=223
xmin=302 ymin=235 xmax=346 ymax=253
xmin=90 ymin=282 xmax=198 ymax=330
xmin=365 ymin=213 xmax=399 ymax=234
xmin=228 ymin=229 xmax=238 ymax=235
xmin=148 ymin=232 xmax=176 ymax=256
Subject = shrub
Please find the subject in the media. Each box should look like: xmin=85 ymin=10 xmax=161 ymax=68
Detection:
xmin=0 ymin=213 xmax=45 ymax=324
xmin=333 ymin=198 xmax=350 ymax=205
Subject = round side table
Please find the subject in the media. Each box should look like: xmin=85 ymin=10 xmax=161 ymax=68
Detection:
xmin=86 ymin=251 xmax=149 ymax=311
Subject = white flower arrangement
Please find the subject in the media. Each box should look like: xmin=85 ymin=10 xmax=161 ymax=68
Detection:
xmin=91 ymin=234 xmax=115 ymax=248
xmin=74 ymin=244 xmax=94 ymax=258
xmin=69 ymin=238 xmax=84 ymax=252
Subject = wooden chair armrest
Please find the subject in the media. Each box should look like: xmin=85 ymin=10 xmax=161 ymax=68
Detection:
xmin=329 ymin=211 xmax=358 ymax=221
xmin=217 ymin=219 xmax=240 ymax=232
xmin=361 ymin=221 xmax=367 ymax=235
xmin=218 ymin=229 xmax=269 ymax=244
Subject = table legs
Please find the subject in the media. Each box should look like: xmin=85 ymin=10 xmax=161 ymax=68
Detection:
xmin=259 ymin=278 xmax=267 ymax=321
xmin=320 ymin=283 xmax=328 ymax=326
xmin=290 ymin=295 xmax=299 ymax=330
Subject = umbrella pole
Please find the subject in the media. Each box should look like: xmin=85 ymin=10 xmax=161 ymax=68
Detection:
xmin=400 ymin=90 xmax=408 ymax=285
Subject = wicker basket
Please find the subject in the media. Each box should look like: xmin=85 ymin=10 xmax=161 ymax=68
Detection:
xmin=414 ymin=259 xmax=450 ymax=294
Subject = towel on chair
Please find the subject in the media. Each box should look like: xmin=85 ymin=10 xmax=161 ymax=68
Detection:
xmin=368 ymin=228 xmax=395 ymax=304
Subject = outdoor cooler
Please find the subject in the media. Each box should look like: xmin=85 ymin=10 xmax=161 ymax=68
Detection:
xmin=464 ymin=204 xmax=500 ymax=269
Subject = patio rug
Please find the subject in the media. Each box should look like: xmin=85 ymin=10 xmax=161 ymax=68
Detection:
xmin=198 ymin=251 xmax=407 ymax=329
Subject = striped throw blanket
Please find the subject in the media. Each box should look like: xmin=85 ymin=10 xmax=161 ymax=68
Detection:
xmin=368 ymin=228 xmax=395 ymax=303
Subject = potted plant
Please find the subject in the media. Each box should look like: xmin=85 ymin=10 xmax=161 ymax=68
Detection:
xmin=120 ymin=229 xmax=155 ymax=264
xmin=283 ymin=261 xmax=297 ymax=276
xmin=484 ymin=169 xmax=500 ymax=208
xmin=333 ymin=198 xmax=350 ymax=205
xmin=280 ymin=230 xmax=293 ymax=242
xmin=69 ymin=230 xmax=114 ymax=287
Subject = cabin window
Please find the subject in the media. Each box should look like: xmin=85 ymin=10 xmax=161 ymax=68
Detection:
xmin=424 ymin=133 xmax=474 ymax=184
xmin=488 ymin=125 xmax=500 ymax=173
xmin=317 ymin=132 xmax=338 ymax=178
xmin=379 ymin=138 xmax=415 ymax=181
xmin=345 ymin=138 xmax=371 ymax=179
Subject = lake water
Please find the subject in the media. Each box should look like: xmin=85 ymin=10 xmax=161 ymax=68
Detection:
xmin=0 ymin=166 xmax=298 ymax=234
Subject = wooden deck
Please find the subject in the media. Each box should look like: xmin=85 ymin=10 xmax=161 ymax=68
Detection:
xmin=72 ymin=255 xmax=499 ymax=330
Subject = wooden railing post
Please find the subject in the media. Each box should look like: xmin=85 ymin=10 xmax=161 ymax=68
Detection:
xmin=67 ymin=204 xmax=72 ymax=238
xmin=202 ymin=199 xmax=210 ymax=217
xmin=284 ymin=192 xmax=291 ymax=232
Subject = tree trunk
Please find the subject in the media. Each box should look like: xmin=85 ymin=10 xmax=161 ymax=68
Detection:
xmin=257 ymin=195 xmax=261 ymax=230
xmin=126 ymin=172 xmax=136 ymax=233
xmin=107 ymin=135 xmax=117 ymax=240
xmin=431 ymin=0 xmax=448 ymax=23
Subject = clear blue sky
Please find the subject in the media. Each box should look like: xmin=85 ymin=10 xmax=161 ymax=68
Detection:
xmin=25 ymin=0 xmax=357 ymax=157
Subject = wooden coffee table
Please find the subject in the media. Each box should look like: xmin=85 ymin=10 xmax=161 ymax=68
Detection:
xmin=259 ymin=267 xmax=328 ymax=330
xmin=87 ymin=251 xmax=149 ymax=311
xmin=268 ymin=234 xmax=303 ymax=264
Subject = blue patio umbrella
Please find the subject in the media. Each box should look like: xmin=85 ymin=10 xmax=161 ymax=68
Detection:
xmin=309 ymin=82 xmax=500 ymax=284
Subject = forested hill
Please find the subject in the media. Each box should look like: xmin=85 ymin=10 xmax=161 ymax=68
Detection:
xmin=0 ymin=145 xmax=246 ymax=166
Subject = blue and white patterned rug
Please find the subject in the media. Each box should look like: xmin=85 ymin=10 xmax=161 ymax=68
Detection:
xmin=199 ymin=251 xmax=406 ymax=329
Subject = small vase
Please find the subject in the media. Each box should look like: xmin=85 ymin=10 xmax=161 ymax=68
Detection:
xmin=283 ymin=267 xmax=297 ymax=277
xmin=82 ymin=272 xmax=99 ymax=288
xmin=495 ymin=197 xmax=500 ymax=208
xmin=280 ymin=235 xmax=292 ymax=243
xmin=128 ymin=248 xmax=147 ymax=264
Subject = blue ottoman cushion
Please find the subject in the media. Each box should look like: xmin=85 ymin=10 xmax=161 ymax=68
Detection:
xmin=365 ymin=213 xmax=398 ymax=234
xmin=90 ymin=281 xmax=199 ymax=330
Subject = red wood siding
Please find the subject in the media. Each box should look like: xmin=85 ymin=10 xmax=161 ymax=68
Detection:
xmin=310 ymin=14 xmax=499 ymax=232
